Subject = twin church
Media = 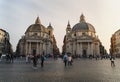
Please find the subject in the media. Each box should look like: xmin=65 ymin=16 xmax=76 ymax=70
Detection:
xmin=16 ymin=14 xmax=105 ymax=57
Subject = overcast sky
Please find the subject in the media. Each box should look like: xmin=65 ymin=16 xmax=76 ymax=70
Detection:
xmin=1 ymin=0 xmax=120 ymax=53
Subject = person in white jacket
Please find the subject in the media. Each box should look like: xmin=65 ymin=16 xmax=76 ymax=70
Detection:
xmin=68 ymin=54 xmax=72 ymax=66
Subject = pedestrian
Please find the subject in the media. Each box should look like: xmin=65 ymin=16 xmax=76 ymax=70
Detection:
xmin=110 ymin=56 xmax=115 ymax=67
xmin=41 ymin=54 xmax=46 ymax=68
xmin=32 ymin=49 xmax=37 ymax=67
xmin=10 ymin=54 xmax=14 ymax=63
xmin=26 ymin=55 xmax=29 ymax=63
xmin=28 ymin=54 xmax=31 ymax=63
xmin=63 ymin=53 xmax=68 ymax=67
xmin=68 ymin=54 xmax=72 ymax=66
xmin=33 ymin=55 xmax=37 ymax=67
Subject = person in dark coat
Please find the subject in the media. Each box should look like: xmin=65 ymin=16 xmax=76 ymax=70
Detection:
xmin=41 ymin=54 xmax=46 ymax=67
xmin=63 ymin=53 xmax=68 ymax=67
xmin=32 ymin=49 xmax=37 ymax=67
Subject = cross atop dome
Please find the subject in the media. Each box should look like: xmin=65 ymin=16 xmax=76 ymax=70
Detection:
xmin=80 ymin=14 xmax=86 ymax=22
xmin=35 ymin=16 xmax=41 ymax=24
xmin=47 ymin=22 xmax=53 ymax=29
xmin=49 ymin=22 xmax=51 ymax=27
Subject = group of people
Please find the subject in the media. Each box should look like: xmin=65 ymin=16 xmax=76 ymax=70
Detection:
xmin=63 ymin=53 xmax=116 ymax=67
xmin=6 ymin=54 xmax=14 ymax=63
xmin=63 ymin=53 xmax=73 ymax=67
xmin=26 ymin=54 xmax=46 ymax=68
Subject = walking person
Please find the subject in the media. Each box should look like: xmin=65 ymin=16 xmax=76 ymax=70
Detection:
xmin=41 ymin=54 xmax=46 ymax=68
xmin=26 ymin=55 xmax=29 ymax=63
xmin=68 ymin=54 xmax=72 ymax=66
xmin=10 ymin=54 xmax=14 ymax=63
xmin=26 ymin=54 xmax=31 ymax=63
xmin=32 ymin=49 xmax=37 ymax=67
xmin=33 ymin=55 xmax=37 ymax=67
xmin=63 ymin=53 xmax=68 ymax=67
xmin=110 ymin=56 xmax=115 ymax=67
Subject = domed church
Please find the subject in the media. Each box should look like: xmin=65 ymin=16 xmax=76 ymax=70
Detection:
xmin=62 ymin=14 xmax=101 ymax=57
xmin=16 ymin=17 xmax=59 ymax=56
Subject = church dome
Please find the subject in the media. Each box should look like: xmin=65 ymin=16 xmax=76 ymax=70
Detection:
xmin=72 ymin=14 xmax=95 ymax=32
xmin=25 ymin=17 xmax=46 ymax=33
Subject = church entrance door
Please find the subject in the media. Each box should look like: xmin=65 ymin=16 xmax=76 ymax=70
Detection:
xmin=82 ymin=49 xmax=87 ymax=58
xmin=32 ymin=49 xmax=36 ymax=56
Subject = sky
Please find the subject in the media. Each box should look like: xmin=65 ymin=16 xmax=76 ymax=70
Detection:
xmin=1 ymin=0 xmax=120 ymax=53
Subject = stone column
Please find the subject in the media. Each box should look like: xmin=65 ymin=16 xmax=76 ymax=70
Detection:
xmin=39 ymin=42 xmax=41 ymax=55
xmin=38 ymin=42 xmax=39 ymax=54
xmin=77 ymin=43 xmax=79 ymax=55
xmin=70 ymin=43 xmax=72 ymax=54
xmin=73 ymin=42 xmax=76 ymax=55
xmin=80 ymin=42 xmax=82 ymax=56
xmin=42 ymin=43 xmax=44 ymax=54
xmin=28 ymin=42 xmax=30 ymax=54
xmin=91 ymin=43 xmax=93 ymax=56
xmin=97 ymin=44 xmax=99 ymax=56
xmin=87 ymin=42 xmax=90 ymax=56
xmin=26 ymin=42 xmax=28 ymax=55
xmin=76 ymin=42 xmax=77 ymax=55
xmin=89 ymin=42 xmax=91 ymax=55
xmin=30 ymin=42 xmax=31 ymax=55
xmin=36 ymin=42 xmax=39 ymax=55
xmin=41 ymin=43 xmax=43 ymax=55
xmin=72 ymin=43 xmax=73 ymax=55
xmin=78 ymin=43 xmax=80 ymax=55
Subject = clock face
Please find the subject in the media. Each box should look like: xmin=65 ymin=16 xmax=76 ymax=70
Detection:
xmin=68 ymin=31 xmax=70 ymax=33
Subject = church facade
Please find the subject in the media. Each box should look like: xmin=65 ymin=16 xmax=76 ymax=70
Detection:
xmin=63 ymin=14 xmax=101 ymax=57
xmin=16 ymin=17 xmax=59 ymax=56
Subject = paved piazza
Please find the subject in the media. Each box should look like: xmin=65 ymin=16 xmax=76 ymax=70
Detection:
xmin=0 ymin=58 xmax=120 ymax=82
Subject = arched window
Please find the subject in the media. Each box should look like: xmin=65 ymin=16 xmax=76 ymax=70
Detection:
xmin=33 ymin=33 xmax=37 ymax=36
xmin=74 ymin=33 xmax=76 ymax=36
xmin=82 ymin=32 xmax=85 ymax=35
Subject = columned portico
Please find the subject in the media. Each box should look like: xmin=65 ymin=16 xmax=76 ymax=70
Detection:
xmin=64 ymin=37 xmax=100 ymax=57
xmin=27 ymin=41 xmax=42 ymax=55
xmin=71 ymin=41 xmax=96 ymax=57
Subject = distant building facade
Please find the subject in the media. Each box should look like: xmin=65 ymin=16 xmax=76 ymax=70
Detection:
xmin=110 ymin=29 xmax=120 ymax=57
xmin=0 ymin=29 xmax=13 ymax=56
xmin=63 ymin=14 xmax=102 ymax=57
xmin=16 ymin=17 xmax=59 ymax=56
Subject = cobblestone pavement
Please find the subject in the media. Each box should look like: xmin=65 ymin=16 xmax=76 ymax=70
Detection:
xmin=0 ymin=58 xmax=120 ymax=82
